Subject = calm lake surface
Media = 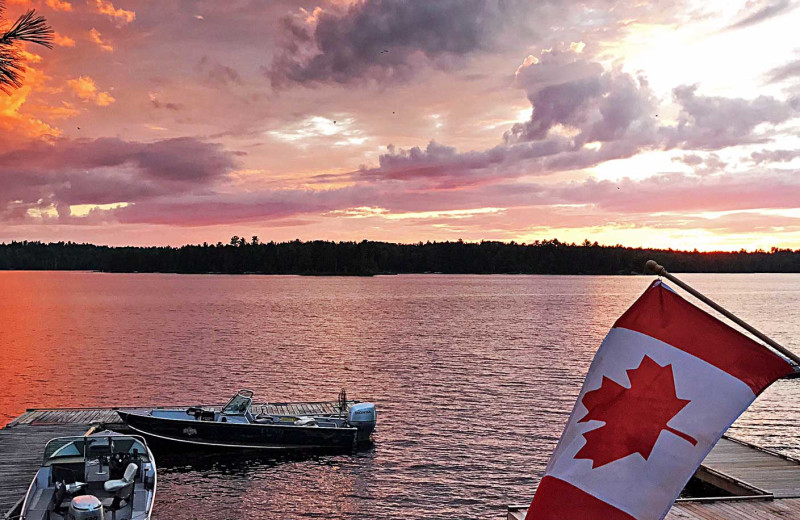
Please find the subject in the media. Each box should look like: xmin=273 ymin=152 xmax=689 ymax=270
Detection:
xmin=1 ymin=272 xmax=798 ymax=519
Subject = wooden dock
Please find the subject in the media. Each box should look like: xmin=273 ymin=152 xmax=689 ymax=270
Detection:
xmin=507 ymin=436 xmax=800 ymax=519
xmin=4 ymin=406 xmax=798 ymax=520
xmin=0 ymin=401 xmax=351 ymax=519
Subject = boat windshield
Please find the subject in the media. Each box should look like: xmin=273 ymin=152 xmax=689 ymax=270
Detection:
xmin=222 ymin=389 xmax=254 ymax=415
xmin=43 ymin=435 xmax=149 ymax=465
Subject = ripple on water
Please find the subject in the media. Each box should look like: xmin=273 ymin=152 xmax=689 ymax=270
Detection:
xmin=0 ymin=272 xmax=798 ymax=519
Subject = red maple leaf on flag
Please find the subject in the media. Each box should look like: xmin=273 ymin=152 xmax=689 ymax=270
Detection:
xmin=574 ymin=355 xmax=698 ymax=469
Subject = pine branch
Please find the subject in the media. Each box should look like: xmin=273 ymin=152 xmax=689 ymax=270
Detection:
xmin=0 ymin=46 xmax=24 ymax=94
xmin=0 ymin=7 xmax=53 ymax=94
xmin=1 ymin=10 xmax=54 ymax=48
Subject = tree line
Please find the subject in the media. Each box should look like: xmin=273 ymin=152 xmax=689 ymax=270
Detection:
xmin=1 ymin=237 xmax=799 ymax=275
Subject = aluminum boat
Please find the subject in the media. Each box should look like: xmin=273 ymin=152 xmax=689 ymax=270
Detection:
xmin=117 ymin=389 xmax=376 ymax=450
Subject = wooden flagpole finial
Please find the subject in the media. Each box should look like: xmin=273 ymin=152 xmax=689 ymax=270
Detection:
xmin=645 ymin=260 xmax=665 ymax=276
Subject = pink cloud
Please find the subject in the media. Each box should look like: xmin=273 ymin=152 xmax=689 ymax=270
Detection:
xmin=91 ymin=0 xmax=134 ymax=24
xmin=53 ymin=32 xmax=75 ymax=46
xmin=553 ymin=171 xmax=800 ymax=214
xmin=1 ymin=0 xmax=798 ymax=249
xmin=88 ymin=28 xmax=113 ymax=52
xmin=663 ymin=85 xmax=798 ymax=149
xmin=24 ymin=168 xmax=791 ymax=228
xmin=46 ymin=0 xmax=72 ymax=11
xmin=67 ymin=76 xmax=115 ymax=105
xmin=0 ymin=137 xmax=242 ymax=217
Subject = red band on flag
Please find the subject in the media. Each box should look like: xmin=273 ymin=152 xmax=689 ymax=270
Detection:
xmin=614 ymin=281 xmax=793 ymax=394
xmin=525 ymin=476 xmax=635 ymax=520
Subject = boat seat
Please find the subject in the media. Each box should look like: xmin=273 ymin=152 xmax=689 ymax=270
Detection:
xmin=104 ymin=462 xmax=137 ymax=493
xmin=254 ymin=414 xmax=274 ymax=424
xmin=102 ymin=463 xmax=137 ymax=519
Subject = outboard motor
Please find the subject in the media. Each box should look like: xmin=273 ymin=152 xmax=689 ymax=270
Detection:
xmin=347 ymin=403 xmax=377 ymax=442
xmin=67 ymin=495 xmax=103 ymax=520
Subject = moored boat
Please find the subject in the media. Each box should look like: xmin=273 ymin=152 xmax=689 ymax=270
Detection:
xmin=20 ymin=432 xmax=156 ymax=520
xmin=117 ymin=389 xmax=377 ymax=451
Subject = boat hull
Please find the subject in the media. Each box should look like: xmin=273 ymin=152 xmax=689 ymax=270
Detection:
xmin=118 ymin=411 xmax=358 ymax=451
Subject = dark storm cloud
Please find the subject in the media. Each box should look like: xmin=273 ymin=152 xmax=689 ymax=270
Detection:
xmin=0 ymin=137 xmax=242 ymax=212
xmin=268 ymin=0 xmax=524 ymax=87
xmin=266 ymin=0 xmax=692 ymax=87
xmin=134 ymin=138 xmax=242 ymax=181
xmin=0 ymin=137 xmax=240 ymax=183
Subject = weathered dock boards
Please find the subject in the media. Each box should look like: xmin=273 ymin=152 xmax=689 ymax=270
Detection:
xmin=0 ymin=424 xmax=93 ymax=517
xmin=507 ymin=436 xmax=800 ymax=520
xmin=509 ymin=497 xmax=800 ymax=520
xmin=667 ymin=498 xmax=800 ymax=519
xmin=6 ymin=401 xmax=349 ymax=429
xmin=700 ymin=436 xmax=800 ymax=499
xmin=1 ymin=401 xmax=352 ymax=518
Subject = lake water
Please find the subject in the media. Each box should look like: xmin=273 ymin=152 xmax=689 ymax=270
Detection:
xmin=1 ymin=272 xmax=798 ymax=519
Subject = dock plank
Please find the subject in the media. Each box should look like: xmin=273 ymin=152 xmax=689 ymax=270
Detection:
xmin=509 ymin=498 xmax=800 ymax=520
xmin=0 ymin=423 xmax=93 ymax=514
xmin=507 ymin=436 xmax=800 ymax=520
xmin=702 ymin=438 xmax=800 ymax=499
xmin=669 ymin=498 xmax=800 ymax=519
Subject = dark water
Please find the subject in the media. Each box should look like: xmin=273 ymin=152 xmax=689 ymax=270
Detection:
xmin=1 ymin=272 xmax=798 ymax=519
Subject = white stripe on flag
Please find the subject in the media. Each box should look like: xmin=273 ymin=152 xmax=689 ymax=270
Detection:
xmin=544 ymin=327 xmax=757 ymax=520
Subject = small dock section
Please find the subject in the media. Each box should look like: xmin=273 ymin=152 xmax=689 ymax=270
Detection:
xmin=1 ymin=401 xmax=351 ymax=518
xmin=507 ymin=436 xmax=800 ymax=520
xmin=699 ymin=436 xmax=800 ymax=499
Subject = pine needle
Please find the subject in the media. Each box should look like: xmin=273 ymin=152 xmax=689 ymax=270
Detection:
xmin=0 ymin=4 xmax=53 ymax=94
xmin=1 ymin=10 xmax=54 ymax=48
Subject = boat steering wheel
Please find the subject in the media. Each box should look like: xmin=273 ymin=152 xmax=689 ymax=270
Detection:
xmin=109 ymin=452 xmax=134 ymax=474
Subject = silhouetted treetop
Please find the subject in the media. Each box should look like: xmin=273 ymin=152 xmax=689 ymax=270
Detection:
xmin=1 ymin=239 xmax=798 ymax=275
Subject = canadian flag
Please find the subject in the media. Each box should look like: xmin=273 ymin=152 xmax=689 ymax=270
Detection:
xmin=526 ymin=280 xmax=795 ymax=520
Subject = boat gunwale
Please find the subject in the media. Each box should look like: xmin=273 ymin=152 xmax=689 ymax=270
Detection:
xmin=21 ymin=400 xmax=361 ymax=412
xmin=118 ymin=410 xmax=357 ymax=433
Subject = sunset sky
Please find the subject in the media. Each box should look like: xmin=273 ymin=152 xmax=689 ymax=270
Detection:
xmin=1 ymin=0 xmax=799 ymax=250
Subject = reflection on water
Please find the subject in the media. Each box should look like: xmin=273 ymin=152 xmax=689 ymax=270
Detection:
xmin=1 ymin=272 xmax=798 ymax=519
xmin=154 ymin=447 xmax=377 ymax=519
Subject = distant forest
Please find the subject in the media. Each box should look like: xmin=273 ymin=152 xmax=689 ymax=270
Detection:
xmin=1 ymin=237 xmax=799 ymax=275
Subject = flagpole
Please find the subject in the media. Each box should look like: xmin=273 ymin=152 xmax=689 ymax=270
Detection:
xmin=645 ymin=260 xmax=800 ymax=368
